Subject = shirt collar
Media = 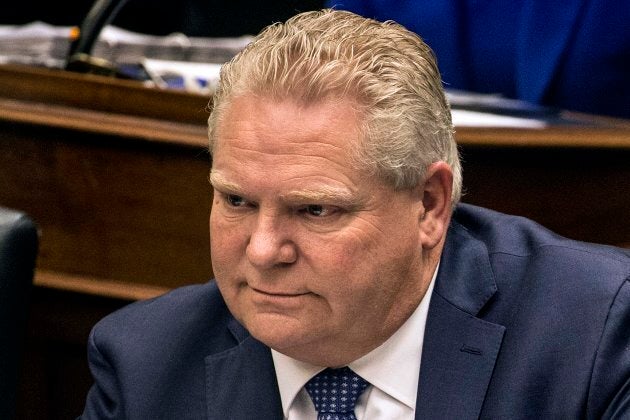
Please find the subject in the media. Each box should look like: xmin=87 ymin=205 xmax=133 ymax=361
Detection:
xmin=272 ymin=265 xmax=438 ymax=416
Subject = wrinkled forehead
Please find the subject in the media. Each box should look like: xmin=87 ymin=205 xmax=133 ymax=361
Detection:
xmin=213 ymin=93 xmax=368 ymax=154
xmin=209 ymin=94 xmax=376 ymax=192
xmin=210 ymin=83 xmax=369 ymax=140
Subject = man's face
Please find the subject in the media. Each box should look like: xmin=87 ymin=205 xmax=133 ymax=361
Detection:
xmin=210 ymin=96 xmax=431 ymax=366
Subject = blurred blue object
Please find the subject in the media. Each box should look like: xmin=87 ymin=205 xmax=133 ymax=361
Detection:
xmin=328 ymin=0 xmax=630 ymax=118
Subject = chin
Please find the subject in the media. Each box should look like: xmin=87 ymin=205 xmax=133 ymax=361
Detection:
xmin=245 ymin=313 xmax=314 ymax=352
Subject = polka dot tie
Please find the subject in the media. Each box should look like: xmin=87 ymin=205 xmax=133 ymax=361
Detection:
xmin=304 ymin=366 xmax=369 ymax=420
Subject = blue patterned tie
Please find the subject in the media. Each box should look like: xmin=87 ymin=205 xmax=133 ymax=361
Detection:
xmin=305 ymin=367 xmax=369 ymax=420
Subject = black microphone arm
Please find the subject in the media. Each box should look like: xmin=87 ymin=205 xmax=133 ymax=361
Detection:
xmin=65 ymin=0 xmax=131 ymax=76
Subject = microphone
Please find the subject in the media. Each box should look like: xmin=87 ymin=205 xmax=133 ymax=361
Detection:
xmin=65 ymin=0 xmax=132 ymax=77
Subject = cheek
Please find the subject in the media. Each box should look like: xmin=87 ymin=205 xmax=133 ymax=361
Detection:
xmin=209 ymin=214 xmax=247 ymax=276
xmin=319 ymin=226 xmax=382 ymax=266
xmin=300 ymin=230 xmax=378 ymax=297
xmin=209 ymin=214 xmax=226 ymax=258
xmin=302 ymin=230 xmax=363 ymax=268
xmin=210 ymin=217 xmax=246 ymax=312
xmin=304 ymin=222 xmax=420 ymax=293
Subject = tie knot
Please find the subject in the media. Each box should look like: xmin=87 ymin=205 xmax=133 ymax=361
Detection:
xmin=305 ymin=367 xmax=369 ymax=420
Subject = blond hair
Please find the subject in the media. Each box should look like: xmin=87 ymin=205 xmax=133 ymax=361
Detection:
xmin=208 ymin=9 xmax=462 ymax=204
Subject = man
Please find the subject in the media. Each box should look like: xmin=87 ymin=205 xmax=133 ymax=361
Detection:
xmin=80 ymin=9 xmax=630 ymax=419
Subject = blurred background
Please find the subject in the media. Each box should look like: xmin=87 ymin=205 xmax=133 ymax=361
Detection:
xmin=3 ymin=0 xmax=325 ymax=36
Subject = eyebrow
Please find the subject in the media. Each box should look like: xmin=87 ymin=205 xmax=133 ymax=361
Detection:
xmin=278 ymin=187 xmax=360 ymax=208
xmin=210 ymin=170 xmax=363 ymax=208
xmin=209 ymin=171 xmax=241 ymax=193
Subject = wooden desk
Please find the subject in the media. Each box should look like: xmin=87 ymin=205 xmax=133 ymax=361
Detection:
xmin=1 ymin=64 xmax=628 ymax=418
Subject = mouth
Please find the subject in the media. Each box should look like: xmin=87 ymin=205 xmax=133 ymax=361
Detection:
xmin=250 ymin=287 xmax=310 ymax=298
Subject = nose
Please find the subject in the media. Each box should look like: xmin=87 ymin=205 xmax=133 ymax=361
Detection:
xmin=246 ymin=213 xmax=297 ymax=269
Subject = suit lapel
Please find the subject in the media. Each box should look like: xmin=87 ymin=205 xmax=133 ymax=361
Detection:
xmin=416 ymin=221 xmax=505 ymax=419
xmin=205 ymin=318 xmax=283 ymax=419
xmin=415 ymin=293 xmax=505 ymax=419
xmin=516 ymin=0 xmax=587 ymax=102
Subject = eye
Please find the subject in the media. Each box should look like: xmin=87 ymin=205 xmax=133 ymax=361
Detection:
xmin=302 ymin=204 xmax=334 ymax=217
xmin=226 ymin=194 xmax=247 ymax=207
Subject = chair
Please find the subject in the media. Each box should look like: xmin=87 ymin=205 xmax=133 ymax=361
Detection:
xmin=0 ymin=207 xmax=38 ymax=420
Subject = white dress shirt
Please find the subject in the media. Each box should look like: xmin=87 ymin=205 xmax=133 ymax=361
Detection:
xmin=272 ymin=267 xmax=437 ymax=420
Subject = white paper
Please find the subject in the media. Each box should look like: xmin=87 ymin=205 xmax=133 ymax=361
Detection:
xmin=452 ymin=109 xmax=547 ymax=128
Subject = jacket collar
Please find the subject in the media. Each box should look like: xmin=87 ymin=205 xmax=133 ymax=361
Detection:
xmin=415 ymin=220 xmax=505 ymax=419
xmin=205 ymin=317 xmax=283 ymax=419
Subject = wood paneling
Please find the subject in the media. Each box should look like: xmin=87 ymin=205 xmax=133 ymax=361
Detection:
xmin=0 ymin=115 xmax=213 ymax=289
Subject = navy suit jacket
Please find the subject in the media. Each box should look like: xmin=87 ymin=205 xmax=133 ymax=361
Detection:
xmin=328 ymin=0 xmax=630 ymax=118
xmin=80 ymin=204 xmax=630 ymax=419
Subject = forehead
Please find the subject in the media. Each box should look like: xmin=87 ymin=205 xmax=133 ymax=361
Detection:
xmin=215 ymin=95 xmax=360 ymax=148
xmin=213 ymin=95 xmax=363 ymax=171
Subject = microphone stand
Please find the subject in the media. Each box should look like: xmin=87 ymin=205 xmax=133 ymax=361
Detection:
xmin=65 ymin=0 xmax=132 ymax=77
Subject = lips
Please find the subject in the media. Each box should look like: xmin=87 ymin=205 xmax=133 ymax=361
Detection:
xmin=250 ymin=286 xmax=309 ymax=297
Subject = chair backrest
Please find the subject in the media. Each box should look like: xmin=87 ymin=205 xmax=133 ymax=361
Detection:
xmin=0 ymin=207 xmax=38 ymax=420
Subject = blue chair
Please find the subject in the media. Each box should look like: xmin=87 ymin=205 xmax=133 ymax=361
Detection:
xmin=0 ymin=207 xmax=38 ymax=420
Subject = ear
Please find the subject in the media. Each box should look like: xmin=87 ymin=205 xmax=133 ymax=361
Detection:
xmin=418 ymin=162 xmax=453 ymax=249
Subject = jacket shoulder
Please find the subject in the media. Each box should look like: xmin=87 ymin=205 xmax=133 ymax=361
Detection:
xmin=451 ymin=205 xmax=630 ymax=418
xmin=89 ymin=281 xmax=237 ymax=363
xmin=450 ymin=203 xmax=629 ymax=309
xmin=453 ymin=203 xmax=630 ymax=264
